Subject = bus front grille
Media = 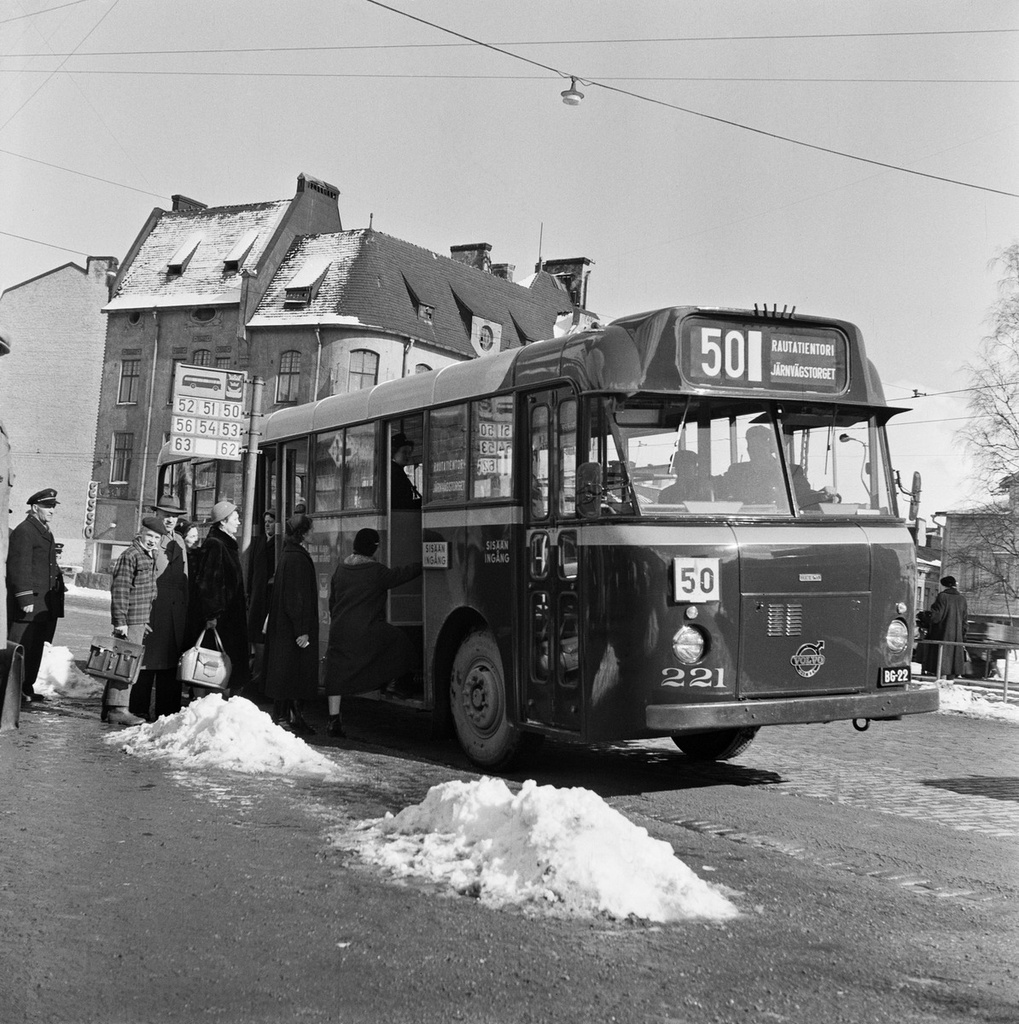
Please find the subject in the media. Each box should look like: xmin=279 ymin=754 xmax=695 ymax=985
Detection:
xmin=766 ymin=603 xmax=803 ymax=636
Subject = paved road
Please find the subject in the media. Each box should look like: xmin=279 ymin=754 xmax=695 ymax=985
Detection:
xmin=2 ymin=591 xmax=1015 ymax=1023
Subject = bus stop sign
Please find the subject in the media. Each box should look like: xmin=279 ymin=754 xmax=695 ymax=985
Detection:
xmin=169 ymin=363 xmax=247 ymax=462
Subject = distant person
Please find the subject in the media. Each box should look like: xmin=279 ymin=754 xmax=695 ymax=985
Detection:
xmin=6 ymin=488 xmax=66 ymax=702
xmin=390 ymin=432 xmax=421 ymax=509
xmin=264 ymin=514 xmax=318 ymax=734
xmin=106 ymin=517 xmax=165 ymax=725
xmin=323 ymin=528 xmax=422 ymax=737
xmin=246 ymin=508 xmax=277 ymax=701
xmin=718 ymin=426 xmax=834 ymax=509
xmin=924 ymin=575 xmax=968 ymax=678
xmin=188 ymin=501 xmax=250 ymax=696
xmin=658 ymin=449 xmax=711 ymax=504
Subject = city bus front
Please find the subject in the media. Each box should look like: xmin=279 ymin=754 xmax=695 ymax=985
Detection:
xmin=537 ymin=309 xmax=938 ymax=757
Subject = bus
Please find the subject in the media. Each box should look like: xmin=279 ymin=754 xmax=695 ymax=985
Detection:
xmin=259 ymin=305 xmax=937 ymax=769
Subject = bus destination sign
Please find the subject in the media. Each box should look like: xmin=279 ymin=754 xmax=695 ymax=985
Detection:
xmin=169 ymin=363 xmax=247 ymax=461
xmin=677 ymin=318 xmax=847 ymax=395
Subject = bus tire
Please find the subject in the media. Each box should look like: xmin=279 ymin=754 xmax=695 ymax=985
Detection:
xmin=671 ymin=727 xmax=759 ymax=761
xmin=450 ymin=629 xmax=530 ymax=771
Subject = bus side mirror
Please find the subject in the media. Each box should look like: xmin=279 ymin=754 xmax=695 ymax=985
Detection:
xmin=577 ymin=462 xmax=602 ymax=519
xmin=908 ymin=471 xmax=922 ymax=521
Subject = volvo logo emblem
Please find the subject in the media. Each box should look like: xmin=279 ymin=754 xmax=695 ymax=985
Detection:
xmin=791 ymin=640 xmax=826 ymax=678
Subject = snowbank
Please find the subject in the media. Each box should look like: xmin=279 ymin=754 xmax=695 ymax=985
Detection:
xmin=345 ymin=776 xmax=738 ymax=923
xmin=936 ymin=680 xmax=1019 ymax=724
xmin=34 ymin=643 xmax=104 ymax=697
xmin=105 ymin=694 xmax=344 ymax=777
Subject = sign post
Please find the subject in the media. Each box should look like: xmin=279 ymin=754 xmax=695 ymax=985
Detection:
xmin=169 ymin=364 xmax=247 ymax=462
xmin=239 ymin=376 xmax=264 ymax=581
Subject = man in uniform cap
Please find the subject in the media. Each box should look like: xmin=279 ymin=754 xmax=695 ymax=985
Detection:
xmin=6 ymin=488 xmax=66 ymax=700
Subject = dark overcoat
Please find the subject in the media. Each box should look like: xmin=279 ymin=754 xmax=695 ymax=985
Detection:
xmin=6 ymin=515 xmax=65 ymax=623
xmin=189 ymin=527 xmax=250 ymax=690
xmin=925 ymin=586 xmax=969 ymax=677
xmin=263 ymin=538 xmax=319 ymax=701
xmin=324 ymin=555 xmax=422 ymax=696
xmin=144 ymin=533 xmax=189 ymax=670
xmin=246 ymin=534 xmax=276 ymax=642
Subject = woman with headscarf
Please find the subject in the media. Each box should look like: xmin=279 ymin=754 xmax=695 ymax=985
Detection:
xmin=263 ymin=513 xmax=318 ymax=733
xmin=323 ymin=528 xmax=421 ymax=737
xmin=188 ymin=500 xmax=250 ymax=695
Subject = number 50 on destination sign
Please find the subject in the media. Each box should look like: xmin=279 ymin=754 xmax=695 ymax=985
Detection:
xmin=672 ymin=557 xmax=721 ymax=603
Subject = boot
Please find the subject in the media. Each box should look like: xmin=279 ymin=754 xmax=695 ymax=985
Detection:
xmin=288 ymin=702 xmax=315 ymax=736
xmin=107 ymin=707 xmax=146 ymax=726
xmin=102 ymin=681 xmax=145 ymax=726
xmin=327 ymin=715 xmax=346 ymax=739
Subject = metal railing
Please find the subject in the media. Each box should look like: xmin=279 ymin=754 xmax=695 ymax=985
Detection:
xmin=914 ymin=637 xmax=1016 ymax=703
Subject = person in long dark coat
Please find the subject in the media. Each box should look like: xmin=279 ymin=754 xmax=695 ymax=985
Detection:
xmin=6 ymin=488 xmax=66 ymax=700
xmin=323 ymin=528 xmax=421 ymax=737
xmin=924 ymin=575 xmax=969 ymax=678
xmin=244 ymin=508 xmax=276 ymax=702
xmin=263 ymin=514 xmax=318 ymax=733
xmin=130 ymin=498 xmax=189 ymax=719
xmin=189 ymin=500 xmax=250 ymax=694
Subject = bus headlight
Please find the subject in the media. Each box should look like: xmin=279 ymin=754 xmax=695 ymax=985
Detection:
xmin=672 ymin=626 xmax=706 ymax=665
xmin=885 ymin=619 xmax=909 ymax=654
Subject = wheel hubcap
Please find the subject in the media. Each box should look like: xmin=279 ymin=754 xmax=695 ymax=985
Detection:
xmin=462 ymin=662 xmax=500 ymax=732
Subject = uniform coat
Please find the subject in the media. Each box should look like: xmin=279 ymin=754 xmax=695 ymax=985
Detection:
xmin=6 ymin=514 xmax=65 ymax=690
xmin=189 ymin=527 xmax=250 ymax=691
xmin=143 ymin=533 xmax=189 ymax=670
xmin=925 ymin=585 xmax=969 ymax=677
xmin=263 ymin=537 xmax=319 ymax=701
xmin=324 ymin=555 xmax=421 ymax=696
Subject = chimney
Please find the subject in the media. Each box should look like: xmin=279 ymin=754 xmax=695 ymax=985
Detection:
xmin=491 ymin=263 xmax=515 ymax=282
xmin=86 ymin=256 xmax=118 ymax=282
xmin=541 ymin=257 xmax=593 ymax=308
xmin=294 ymin=173 xmax=343 ymax=231
xmin=171 ymin=195 xmax=207 ymax=213
xmin=450 ymin=243 xmax=492 ymax=273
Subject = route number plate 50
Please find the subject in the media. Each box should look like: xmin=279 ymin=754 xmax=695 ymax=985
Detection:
xmin=672 ymin=557 xmax=720 ymax=603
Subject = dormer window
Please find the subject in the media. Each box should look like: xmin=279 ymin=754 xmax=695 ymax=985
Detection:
xmin=223 ymin=228 xmax=258 ymax=273
xmin=166 ymin=231 xmax=202 ymax=278
xmin=284 ymin=256 xmax=330 ymax=307
xmin=417 ymin=303 xmax=434 ymax=323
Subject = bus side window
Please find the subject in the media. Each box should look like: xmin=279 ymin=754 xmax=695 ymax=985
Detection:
xmin=530 ymin=404 xmax=550 ymax=519
xmin=558 ymin=398 xmax=577 ymax=516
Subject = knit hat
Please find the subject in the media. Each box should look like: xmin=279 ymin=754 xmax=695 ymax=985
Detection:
xmin=353 ymin=527 xmax=379 ymax=556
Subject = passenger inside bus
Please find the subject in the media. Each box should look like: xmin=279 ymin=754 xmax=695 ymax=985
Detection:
xmin=658 ymin=449 xmax=712 ymax=504
xmin=718 ymin=425 xmax=836 ymax=510
xmin=390 ymin=432 xmax=422 ymax=509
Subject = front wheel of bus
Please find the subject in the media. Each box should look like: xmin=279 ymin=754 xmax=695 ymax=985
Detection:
xmin=671 ymin=727 xmax=759 ymax=761
xmin=450 ymin=630 xmax=530 ymax=771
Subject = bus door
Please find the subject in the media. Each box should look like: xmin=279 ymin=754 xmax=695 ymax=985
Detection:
xmin=524 ymin=388 xmax=581 ymax=732
xmin=280 ymin=439 xmax=307 ymax=520
xmin=385 ymin=418 xmax=424 ymax=678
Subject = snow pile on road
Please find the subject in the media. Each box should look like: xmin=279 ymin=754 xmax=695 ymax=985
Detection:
xmin=34 ymin=643 xmax=104 ymax=697
xmin=937 ymin=680 xmax=1019 ymax=724
xmin=105 ymin=694 xmax=344 ymax=777
xmin=348 ymin=776 xmax=738 ymax=922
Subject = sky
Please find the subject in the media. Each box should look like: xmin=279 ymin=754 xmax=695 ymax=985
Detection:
xmin=35 ymin=625 xmax=1019 ymax=923
xmin=1 ymin=0 xmax=1017 ymax=517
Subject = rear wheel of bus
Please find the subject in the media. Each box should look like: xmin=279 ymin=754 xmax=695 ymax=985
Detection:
xmin=671 ymin=727 xmax=759 ymax=761
xmin=450 ymin=629 xmax=538 ymax=770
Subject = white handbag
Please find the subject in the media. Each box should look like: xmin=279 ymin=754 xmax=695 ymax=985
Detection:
xmin=177 ymin=627 xmax=232 ymax=691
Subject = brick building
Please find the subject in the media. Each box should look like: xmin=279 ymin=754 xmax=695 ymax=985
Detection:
xmin=0 ymin=256 xmax=118 ymax=565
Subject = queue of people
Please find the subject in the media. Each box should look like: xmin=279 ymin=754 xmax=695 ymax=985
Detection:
xmin=4 ymin=488 xmax=422 ymax=737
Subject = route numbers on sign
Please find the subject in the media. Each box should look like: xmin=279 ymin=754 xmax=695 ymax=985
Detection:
xmin=169 ymin=363 xmax=248 ymax=462
xmin=672 ymin=556 xmax=721 ymax=603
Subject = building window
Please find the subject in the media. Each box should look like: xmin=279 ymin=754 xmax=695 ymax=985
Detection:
xmin=191 ymin=307 xmax=216 ymax=324
xmin=348 ymin=349 xmax=379 ymax=393
xmin=417 ymin=304 xmax=434 ymax=323
xmin=192 ymin=349 xmax=212 ymax=367
xmin=276 ymin=350 xmax=302 ymax=404
xmin=118 ymin=359 xmax=140 ymax=404
xmin=216 ymin=355 xmax=231 ymax=369
xmin=167 ymin=358 xmax=184 ymax=405
xmin=110 ymin=432 xmax=133 ymax=484
xmin=414 ymin=362 xmax=432 ymax=374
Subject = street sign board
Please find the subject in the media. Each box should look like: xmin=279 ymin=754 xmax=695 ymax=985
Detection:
xmin=169 ymin=363 xmax=247 ymax=461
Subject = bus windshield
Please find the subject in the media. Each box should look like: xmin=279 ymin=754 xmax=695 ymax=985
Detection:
xmin=588 ymin=395 xmax=896 ymax=517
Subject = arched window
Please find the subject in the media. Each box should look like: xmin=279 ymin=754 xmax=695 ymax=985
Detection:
xmin=192 ymin=349 xmax=212 ymax=367
xmin=348 ymin=349 xmax=379 ymax=392
xmin=276 ymin=350 xmax=302 ymax=403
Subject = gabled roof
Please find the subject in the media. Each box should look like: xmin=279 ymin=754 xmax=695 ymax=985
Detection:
xmin=104 ymin=200 xmax=291 ymax=310
xmin=247 ymin=229 xmax=588 ymax=357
